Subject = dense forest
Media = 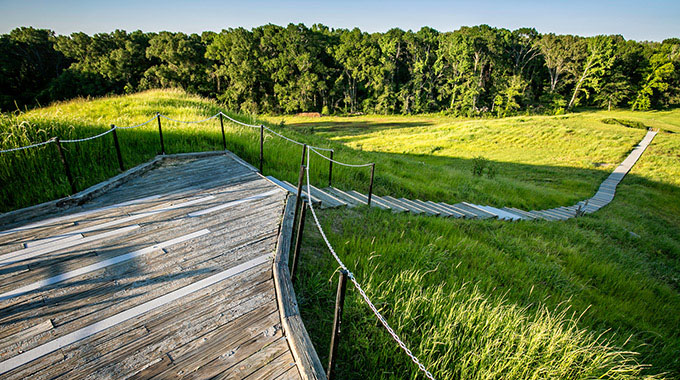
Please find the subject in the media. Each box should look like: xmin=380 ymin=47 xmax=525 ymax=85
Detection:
xmin=1 ymin=24 xmax=678 ymax=115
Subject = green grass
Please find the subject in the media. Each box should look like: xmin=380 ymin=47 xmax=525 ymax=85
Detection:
xmin=2 ymin=91 xmax=679 ymax=379
xmin=0 ymin=90 xmax=373 ymax=212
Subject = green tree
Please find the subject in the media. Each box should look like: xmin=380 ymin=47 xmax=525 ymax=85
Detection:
xmin=631 ymin=52 xmax=675 ymax=110
xmin=0 ymin=27 xmax=64 ymax=110
xmin=205 ymin=27 xmax=261 ymax=112
xmin=536 ymin=34 xmax=578 ymax=94
xmin=400 ymin=27 xmax=440 ymax=113
xmin=331 ymin=28 xmax=380 ymax=113
xmin=567 ymin=36 xmax=615 ymax=110
xmin=142 ymin=32 xmax=208 ymax=94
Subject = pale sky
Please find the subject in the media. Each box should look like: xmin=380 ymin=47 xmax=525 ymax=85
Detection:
xmin=1 ymin=0 xmax=678 ymax=41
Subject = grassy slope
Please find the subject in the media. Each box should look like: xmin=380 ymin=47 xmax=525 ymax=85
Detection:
xmin=0 ymin=90 xmax=348 ymax=212
xmin=1 ymin=91 xmax=678 ymax=378
xmin=269 ymin=111 xmax=680 ymax=378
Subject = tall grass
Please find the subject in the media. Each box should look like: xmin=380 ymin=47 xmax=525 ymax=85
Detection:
xmin=0 ymin=90 xmax=376 ymax=212
xmin=296 ymin=205 xmax=677 ymax=379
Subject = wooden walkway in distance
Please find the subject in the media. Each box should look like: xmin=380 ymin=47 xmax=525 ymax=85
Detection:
xmin=0 ymin=152 xmax=324 ymax=379
xmin=269 ymin=130 xmax=658 ymax=221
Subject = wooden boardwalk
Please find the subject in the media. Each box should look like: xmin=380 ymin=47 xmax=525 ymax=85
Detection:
xmin=0 ymin=152 xmax=324 ymax=379
xmin=269 ymin=130 xmax=658 ymax=221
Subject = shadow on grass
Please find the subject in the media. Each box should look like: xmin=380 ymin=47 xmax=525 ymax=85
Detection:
xmin=283 ymin=119 xmax=436 ymax=137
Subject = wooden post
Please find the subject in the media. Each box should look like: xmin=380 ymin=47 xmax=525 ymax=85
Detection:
xmin=328 ymin=149 xmax=334 ymax=187
xmin=291 ymin=200 xmax=307 ymax=283
xmin=54 ymin=137 xmax=76 ymax=195
xmin=156 ymin=112 xmax=165 ymax=155
xmin=259 ymin=125 xmax=264 ymax=173
xmin=367 ymin=163 xmax=375 ymax=207
xmin=300 ymin=143 xmax=307 ymax=167
xmin=327 ymin=269 xmax=348 ymax=380
xmin=219 ymin=113 xmax=227 ymax=150
xmin=290 ymin=164 xmax=306 ymax=249
xmin=110 ymin=125 xmax=124 ymax=172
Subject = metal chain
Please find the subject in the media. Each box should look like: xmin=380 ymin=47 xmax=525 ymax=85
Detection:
xmin=159 ymin=114 xmax=219 ymax=124
xmin=0 ymin=139 xmax=54 ymax=154
xmin=61 ymin=128 xmax=115 ymax=143
xmin=304 ymin=149 xmax=437 ymax=380
xmin=116 ymin=115 xmax=159 ymax=130
xmin=310 ymin=147 xmax=374 ymax=167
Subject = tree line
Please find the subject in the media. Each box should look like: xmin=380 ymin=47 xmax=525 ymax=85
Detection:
xmin=1 ymin=24 xmax=678 ymax=115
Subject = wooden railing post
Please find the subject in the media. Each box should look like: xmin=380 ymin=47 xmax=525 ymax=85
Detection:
xmin=259 ymin=125 xmax=264 ymax=173
xmin=291 ymin=163 xmax=306 ymax=249
xmin=291 ymin=200 xmax=307 ymax=282
xmin=367 ymin=163 xmax=375 ymax=207
xmin=327 ymin=269 xmax=348 ymax=380
xmin=219 ymin=113 xmax=227 ymax=150
xmin=156 ymin=112 xmax=165 ymax=155
xmin=110 ymin=125 xmax=124 ymax=172
xmin=54 ymin=137 xmax=76 ymax=194
xmin=328 ymin=149 xmax=334 ymax=187
xmin=300 ymin=143 xmax=307 ymax=167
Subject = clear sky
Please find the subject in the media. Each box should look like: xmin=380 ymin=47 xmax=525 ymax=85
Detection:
xmin=1 ymin=0 xmax=678 ymax=41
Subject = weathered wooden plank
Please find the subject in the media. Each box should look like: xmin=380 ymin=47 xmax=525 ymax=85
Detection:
xmin=398 ymin=198 xmax=438 ymax=215
xmin=425 ymin=201 xmax=464 ymax=218
xmin=347 ymin=191 xmax=391 ymax=210
xmin=217 ymin=337 xmax=294 ymax=380
xmin=275 ymin=365 xmax=303 ymax=380
xmin=307 ymin=185 xmax=347 ymax=209
xmin=273 ymin=196 xmax=327 ymax=380
xmin=324 ymin=188 xmax=365 ymax=207
xmin=372 ymin=196 xmax=409 ymax=213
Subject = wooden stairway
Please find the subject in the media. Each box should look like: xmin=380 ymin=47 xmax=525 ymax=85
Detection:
xmin=266 ymin=130 xmax=657 ymax=222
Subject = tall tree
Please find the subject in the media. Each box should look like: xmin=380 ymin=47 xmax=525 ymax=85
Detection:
xmin=401 ymin=27 xmax=440 ymax=113
xmin=536 ymin=34 xmax=577 ymax=94
xmin=567 ymin=35 xmax=615 ymax=110
xmin=631 ymin=51 xmax=675 ymax=110
xmin=0 ymin=27 xmax=64 ymax=110
xmin=205 ymin=27 xmax=262 ymax=112
xmin=331 ymin=28 xmax=380 ymax=113
xmin=143 ymin=32 xmax=208 ymax=94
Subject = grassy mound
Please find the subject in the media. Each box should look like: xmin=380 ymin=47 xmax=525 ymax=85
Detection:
xmin=2 ymin=90 xmax=678 ymax=378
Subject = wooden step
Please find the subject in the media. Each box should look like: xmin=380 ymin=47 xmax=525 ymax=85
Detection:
xmin=308 ymin=185 xmax=347 ymax=208
xmin=556 ymin=206 xmax=577 ymax=218
xmin=414 ymin=199 xmax=453 ymax=216
xmin=281 ymin=180 xmax=323 ymax=205
xmin=381 ymin=196 xmax=422 ymax=214
xmin=455 ymin=203 xmax=496 ymax=219
xmin=265 ymin=176 xmax=317 ymax=204
xmin=398 ymin=198 xmax=438 ymax=215
xmin=410 ymin=200 xmax=444 ymax=216
xmin=425 ymin=201 xmax=465 ymax=218
xmin=502 ymin=207 xmax=538 ymax=220
xmin=538 ymin=209 xmax=569 ymax=220
xmin=439 ymin=203 xmax=478 ymax=218
xmin=346 ymin=191 xmax=392 ymax=211
xmin=476 ymin=205 xmax=524 ymax=221
xmin=544 ymin=207 xmax=573 ymax=219
xmin=325 ymin=188 xmax=366 ymax=207
xmin=530 ymin=210 xmax=560 ymax=221
xmin=373 ymin=196 xmax=410 ymax=213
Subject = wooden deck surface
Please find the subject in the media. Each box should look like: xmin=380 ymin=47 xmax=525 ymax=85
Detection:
xmin=0 ymin=153 xmax=308 ymax=379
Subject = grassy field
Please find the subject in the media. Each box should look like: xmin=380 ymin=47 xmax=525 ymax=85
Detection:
xmin=1 ymin=90 xmax=679 ymax=378
xmin=269 ymin=111 xmax=680 ymax=378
